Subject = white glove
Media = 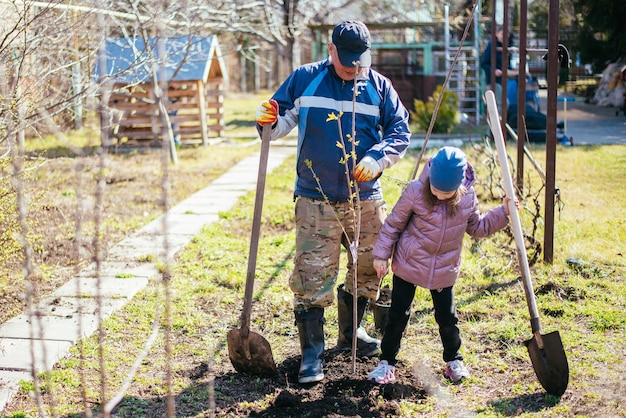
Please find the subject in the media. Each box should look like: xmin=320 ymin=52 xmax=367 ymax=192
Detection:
xmin=354 ymin=156 xmax=381 ymax=182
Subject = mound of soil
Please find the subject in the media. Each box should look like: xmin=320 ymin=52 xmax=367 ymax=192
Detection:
xmin=214 ymin=350 xmax=432 ymax=417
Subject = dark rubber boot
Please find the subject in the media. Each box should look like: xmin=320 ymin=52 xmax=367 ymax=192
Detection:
xmin=336 ymin=285 xmax=381 ymax=356
xmin=295 ymin=307 xmax=325 ymax=384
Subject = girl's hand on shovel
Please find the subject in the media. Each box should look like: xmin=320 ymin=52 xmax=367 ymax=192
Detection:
xmin=503 ymin=196 xmax=520 ymax=217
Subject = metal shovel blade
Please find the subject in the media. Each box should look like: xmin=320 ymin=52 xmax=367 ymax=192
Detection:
xmin=525 ymin=330 xmax=569 ymax=396
xmin=227 ymin=328 xmax=277 ymax=377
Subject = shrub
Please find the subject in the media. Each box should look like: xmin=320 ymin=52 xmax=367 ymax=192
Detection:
xmin=410 ymin=85 xmax=460 ymax=134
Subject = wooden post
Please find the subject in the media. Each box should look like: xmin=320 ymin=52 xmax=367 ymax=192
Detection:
xmin=543 ymin=0 xmax=560 ymax=264
xmin=490 ymin=0 xmax=496 ymax=103
xmin=216 ymin=82 xmax=224 ymax=138
xmin=240 ymin=53 xmax=247 ymax=93
xmin=266 ymin=50 xmax=272 ymax=90
xmin=517 ymin=0 xmax=528 ymax=191
xmin=502 ymin=0 xmax=509 ymax=135
xmin=254 ymin=57 xmax=260 ymax=92
xmin=197 ymin=80 xmax=208 ymax=146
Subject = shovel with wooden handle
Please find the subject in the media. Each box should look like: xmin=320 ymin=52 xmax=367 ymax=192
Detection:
xmin=227 ymin=123 xmax=277 ymax=376
xmin=485 ymin=90 xmax=569 ymax=396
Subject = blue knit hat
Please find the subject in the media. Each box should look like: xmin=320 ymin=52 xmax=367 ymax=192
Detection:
xmin=429 ymin=147 xmax=467 ymax=192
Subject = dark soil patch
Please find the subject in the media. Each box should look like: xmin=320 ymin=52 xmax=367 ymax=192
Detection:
xmin=214 ymin=351 xmax=427 ymax=417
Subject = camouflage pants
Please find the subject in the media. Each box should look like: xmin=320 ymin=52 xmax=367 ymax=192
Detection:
xmin=290 ymin=197 xmax=387 ymax=310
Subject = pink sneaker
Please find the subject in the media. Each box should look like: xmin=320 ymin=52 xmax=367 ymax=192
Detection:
xmin=368 ymin=360 xmax=396 ymax=384
xmin=445 ymin=360 xmax=470 ymax=382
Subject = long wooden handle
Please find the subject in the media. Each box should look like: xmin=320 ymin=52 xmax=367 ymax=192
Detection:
xmin=485 ymin=90 xmax=542 ymax=334
xmin=239 ymin=123 xmax=272 ymax=335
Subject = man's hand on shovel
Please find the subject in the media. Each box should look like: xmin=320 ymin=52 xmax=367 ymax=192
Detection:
xmin=256 ymin=99 xmax=278 ymax=125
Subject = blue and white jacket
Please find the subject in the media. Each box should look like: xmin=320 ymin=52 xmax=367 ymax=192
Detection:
xmin=266 ymin=59 xmax=411 ymax=202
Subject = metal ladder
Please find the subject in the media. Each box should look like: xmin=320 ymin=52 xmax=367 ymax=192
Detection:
xmin=446 ymin=45 xmax=482 ymax=125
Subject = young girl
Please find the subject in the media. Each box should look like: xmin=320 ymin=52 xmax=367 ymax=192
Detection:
xmin=368 ymin=146 xmax=514 ymax=384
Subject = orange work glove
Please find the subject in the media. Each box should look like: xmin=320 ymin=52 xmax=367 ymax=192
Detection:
xmin=255 ymin=99 xmax=279 ymax=125
xmin=354 ymin=156 xmax=381 ymax=182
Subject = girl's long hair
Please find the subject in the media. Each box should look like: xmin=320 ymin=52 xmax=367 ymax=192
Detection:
xmin=424 ymin=177 xmax=465 ymax=217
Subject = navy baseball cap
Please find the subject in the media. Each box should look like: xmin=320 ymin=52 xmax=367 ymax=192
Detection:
xmin=331 ymin=21 xmax=372 ymax=68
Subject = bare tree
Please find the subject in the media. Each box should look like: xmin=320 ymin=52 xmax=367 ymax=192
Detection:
xmin=175 ymin=0 xmax=366 ymax=85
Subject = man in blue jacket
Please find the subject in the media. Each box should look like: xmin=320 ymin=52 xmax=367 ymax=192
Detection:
xmin=256 ymin=20 xmax=411 ymax=384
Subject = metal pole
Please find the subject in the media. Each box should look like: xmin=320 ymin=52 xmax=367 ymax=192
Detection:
xmin=544 ymin=0 xmax=560 ymax=264
xmin=490 ymin=0 xmax=496 ymax=100
xmin=502 ymin=0 xmax=509 ymax=134
xmin=475 ymin=0 xmax=482 ymax=123
xmin=517 ymin=0 xmax=528 ymax=190
xmin=563 ymin=97 xmax=567 ymax=135
xmin=444 ymin=4 xmax=450 ymax=71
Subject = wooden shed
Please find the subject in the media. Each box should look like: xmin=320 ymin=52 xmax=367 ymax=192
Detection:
xmin=95 ymin=35 xmax=227 ymax=147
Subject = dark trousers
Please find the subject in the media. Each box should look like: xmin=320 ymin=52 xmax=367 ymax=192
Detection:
xmin=380 ymin=274 xmax=463 ymax=365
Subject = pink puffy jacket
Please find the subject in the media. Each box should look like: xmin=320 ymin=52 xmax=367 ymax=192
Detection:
xmin=373 ymin=158 xmax=509 ymax=290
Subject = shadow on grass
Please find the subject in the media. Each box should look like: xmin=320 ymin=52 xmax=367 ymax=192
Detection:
xmin=489 ymin=392 xmax=562 ymax=415
xmin=25 ymin=145 xmax=101 ymax=159
xmin=227 ymin=118 xmax=257 ymax=130
xmin=24 ymin=144 xmax=163 ymax=159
